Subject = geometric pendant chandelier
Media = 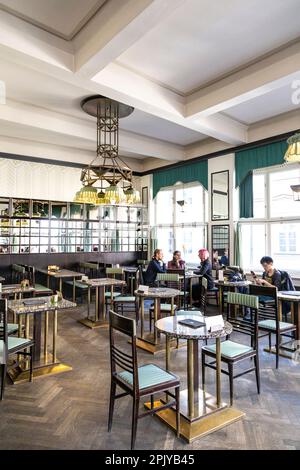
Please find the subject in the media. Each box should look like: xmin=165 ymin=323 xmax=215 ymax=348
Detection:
xmin=284 ymin=131 xmax=300 ymax=163
xmin=74 ymin=95 xmax=140 ymax=205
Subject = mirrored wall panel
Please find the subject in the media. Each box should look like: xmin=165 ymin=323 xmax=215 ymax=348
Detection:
xmin=211 ymin=225 xmax=230 ymax=267
xmin=211 ymin=170 xmax=229 ymax=220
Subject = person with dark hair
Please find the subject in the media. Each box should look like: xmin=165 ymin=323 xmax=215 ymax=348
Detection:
xmin=220 ymin=249 xmax=229 ymax=266
xmin=192 ymin=249 xmax=215 ymax=304
xmin=167 ymin=250 xmax=185 ymax=270
xmin=144 ymin=248 xmax=166 ymax=285
xmin=256 ymin=256 xmax=281 ymax=289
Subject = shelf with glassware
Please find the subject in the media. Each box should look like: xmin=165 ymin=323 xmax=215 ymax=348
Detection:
xmin=0 ymin=197 xmax=148 ymax=254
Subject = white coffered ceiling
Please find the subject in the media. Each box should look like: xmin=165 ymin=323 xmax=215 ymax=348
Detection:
xmin=0 ymin=0 xmax=299 ymax=170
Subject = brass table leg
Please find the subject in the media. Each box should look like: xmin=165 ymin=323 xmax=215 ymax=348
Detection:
xmin=189 ymin=279 xmax=193 ymax=308
xmin=59 ymin=278 xmax=62 ymax=295
xmin=291 ymin=302 xmax=295 ymax=325
xmin=154 ymin=298 xmax=160 ymax=345
xmin=166 ymin=335 xmax=170 ymax=372
xmin=72 ymin=277 xmax=76 ymax=303
xmin=25 ymin=314 xmax=30 ymax=369
xmin=47 ymin=275 xmax=50 ymax=289
xmin=95 ymin=287 xmax=99 ymax=322
xmin=140 ymin=297 xmax=145 ymax=339
xmin=278 ymin=299 xmax=283 ymax=322
xmin=87 ymin=287 xmax=91 ymax=319
xmin=218 ymin=287 xmax=223 ymax=314
xmin=53 ymin=309 xmax=58 ymax=363
xmin=187 ymin=339 xmax=194 ymax=418
xmin=44 ymin=311 xmax=49 ymax=360
xmin=216 ymin=337 xmax=221 ymax=407
xmin=171 ymin=297 xmax=174 ymax=316
xmin=18 ymin=314 xmax=23 ymax=337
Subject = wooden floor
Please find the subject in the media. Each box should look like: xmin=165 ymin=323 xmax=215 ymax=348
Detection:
xmin=1 ymin=303 xmax=300 ymax=450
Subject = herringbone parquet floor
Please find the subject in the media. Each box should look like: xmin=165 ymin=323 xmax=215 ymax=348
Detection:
xmin=1 ymin=304 xmax=300 ymax=450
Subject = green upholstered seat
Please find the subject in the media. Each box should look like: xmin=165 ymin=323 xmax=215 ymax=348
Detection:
xmin=0 ymin=323 xmax=19 ymax=334
xmin=105 ymin=292 xmax=122 ymax=298
xmin=119 ymin=364 xmax=178 ymax=390
xmin=64 ymin=281 xmax=89 ymax=289
xmin=114 ymin=296 xmax=136 ymax=302
xmin=34 ymin=284 xmax=53 ymax=293
xmin=258 ymin=319 xmax=294 ymax=331
xmin=202 ymin=340 xmax=253 ymax=359
xmin=150 ymin=303 xmax=176 ymax=312
xmin=0 ymin=336 xmax=32 ymax=354
xmin=156 ymin=273 xmax=180 ymax=282
xmin=176 ymin=310 xmax=203 ymax=316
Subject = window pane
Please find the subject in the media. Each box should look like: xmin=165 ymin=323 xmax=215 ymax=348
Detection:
xmin=270 ymin=168 xmax=300 ymax=218
xmin=175 ymin=226 xmax=206 ymax=264
xmin=156 ymin=227 xmax=174 ymax=261
xmin=270 ymin=223 xmax=300 ymax=274
xmin=175 ymin=185 xmax=203 ymax=223
xmin=156 ymin=190 xmax=173 ymax=224
xmin=253 ymin=174 xmax=265 ymax=218
xmin=240 ymin=224 xmax=266 ymax=271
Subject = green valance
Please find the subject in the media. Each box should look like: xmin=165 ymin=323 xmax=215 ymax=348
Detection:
xmin=153 ymin=159 xmax=208 ymax=198
xmin=235 ymin=140 xmax=287 ymax=187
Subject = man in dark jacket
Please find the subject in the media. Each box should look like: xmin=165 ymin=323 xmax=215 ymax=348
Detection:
xmin=144 ymin=249 xmax=166 ymax=285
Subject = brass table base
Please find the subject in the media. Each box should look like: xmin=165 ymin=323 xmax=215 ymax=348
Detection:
xmin=78 ymin=317 xmax=108 ymax=329
xmin=8 ymin=354 xmax=72 ymax=384
xmin=145 ymin=389 xmax=245 ymax=443
xmin=136 ymin=336 xmax=184 ymax=355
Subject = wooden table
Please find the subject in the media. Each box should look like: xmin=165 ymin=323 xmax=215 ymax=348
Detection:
xmin=214 ymin=280 xmax=252 ymax=314
xmin=1 ymin=284 xmax=35 ymax=322
xmin=7 ymin=296 xmax=76 ymax=383
xmin=78 ymin=278 xmax=126 ymax=329
xmin=135 ymin=287 xmax=180 ymax=354
xmin=153 ymin=314 xmax=244 ymax=442
xmin=37 ymin=268 xmax=84 ymax=302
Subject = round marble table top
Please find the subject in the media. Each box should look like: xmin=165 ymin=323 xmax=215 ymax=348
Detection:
xmin=134 ymin=287 xmax=180 ymax=298
xmin=278 ymin=291 xmax=300 ymax=302
xmin=155 ymin=314 xmax=232 ymax=340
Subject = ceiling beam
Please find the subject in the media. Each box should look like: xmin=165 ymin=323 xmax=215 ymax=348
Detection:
xmin=92 ymin=62 xmax=248 ymax=144
xmin=74 ymin=0 xmax=186 ymax=79
xmin=0 ymin=100 xmax=183 ymax=161
xmin=186 ymin=40 xmax=300 ymax=118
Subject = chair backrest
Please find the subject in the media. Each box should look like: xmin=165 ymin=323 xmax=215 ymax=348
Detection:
xmin=226 ymin=292 xmax=259 ymax=348
xmin=79 ymin=262 xmax=98 ymax=277
xmin=137 ymin=259 xmax=146 ymax=266
xmin=11 ymin=264 xmax=26 ymax=283
xmin=156 ymin=273 xmax=180 ymax=291
xmin=24 ymin=265 xmax=35 ymax=286
xmin=109 ymin=310 xmax=138 ymax=391
xmin=136 ymin=265 xmax=145 ymax=286
xmin=0 ymin=299 xmax=8 ymax=364
xmin=249 ymin=284 xmax=278 ymax=322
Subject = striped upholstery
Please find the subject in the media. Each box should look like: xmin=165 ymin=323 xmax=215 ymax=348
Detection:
xmin=106 ymin=268 xmax=124 ymax=275
xmin=227 ymin=292 xmax=259 ymax=309
xmin=12 ymin=264 xmax=26 ymax=274
xmin=258 ymin=319 xmax=295 ymax=331
xmin=202 ymin=340 xmax=253 ymax=359
xmin=157 ymin=273 xmax=180 ymax=282
xmin=79 ymin=262 xmax=98 ymax=270
xmin=119 ymin=364 xmax=178 ymax=389
xmin=34 ymin=284 xmax=53 ymax=293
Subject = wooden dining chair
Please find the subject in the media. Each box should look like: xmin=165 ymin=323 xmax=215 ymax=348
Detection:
xmin=149 ymin=273 xmax=180 ymax=332
xmin=113 ymin=268 xmax=139 ymax=323
xmin=202 ymin=292 xmax=260 ymax=405
xmin=108 ymin=310 xmax=180 ymax=450
xmin=0 ymin=298 xmax=34 ymax=400
xmin=249 ymin=284 xmax=296 ymax=368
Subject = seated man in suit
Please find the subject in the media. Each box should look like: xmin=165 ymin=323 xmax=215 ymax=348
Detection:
xmin=144 ymin=249 xmax=166 ymax=286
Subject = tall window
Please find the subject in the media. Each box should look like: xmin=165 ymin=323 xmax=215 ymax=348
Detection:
xmin=239 ymin=164 xmax=300 ymax=275
xmin=155 ymin=182 xmax=208 ymax=265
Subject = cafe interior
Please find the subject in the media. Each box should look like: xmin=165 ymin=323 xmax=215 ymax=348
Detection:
xmin=0 ymin=0 xmax=300 ymax=451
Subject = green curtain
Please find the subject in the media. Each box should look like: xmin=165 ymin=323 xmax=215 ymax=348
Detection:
xmin=239 ymin=173 xmax=253 ymax=218
xmin=235 ymin=140 xmax=287 ymax=218
xmin=235 ymin=140 xmax=287 ymax=188
xmin=234 ymin=223 xmax=242 ymax=268
xmin=152 ymin=159 xmax=208 ymax=198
